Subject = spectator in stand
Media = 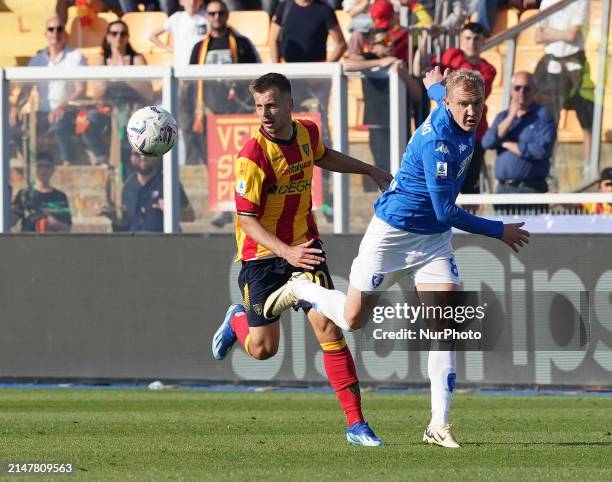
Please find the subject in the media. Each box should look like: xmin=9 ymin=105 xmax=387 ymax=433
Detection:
xmin=189 ymin=0 xmax=260 ymax=227
xmin=470 ymin=1 xmax=540 ymax=37
xmin=482 ymin=72 xmax=556 ymax=212
xmin=84 ymin=20 xmax=153 ymax=172
xmin=581 ymin=168 xmax=612 ymax=215
xmin=150 ymin=0 xmax=209 ymax=66
xmin=12 ymin=151 xmax=72 ymax=233
xmin=534 ymin=0 xmax=594 ymax=164
xmin=10 ymin=16 xmax=87 ymax=166
xmin=416 ymin=22 xmax=496 ymax=193
xmin=431 ymin=0 xmax=468 ymax=29
xmin=150 ymin=0 xmax=209 ymax=165
xmin=103 ymin=150 xmax=195 ymax=232
xmin=345 ymin=29 xmax=419 ymax=190
xmin=269 ymin=0 xmax=346 ymax=220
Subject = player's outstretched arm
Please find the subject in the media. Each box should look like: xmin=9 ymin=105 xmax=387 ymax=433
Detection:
xmin=317 ymin=149 xmax=393 ymax=192
xmin=239 ymin=215 xmax=325 ymax=270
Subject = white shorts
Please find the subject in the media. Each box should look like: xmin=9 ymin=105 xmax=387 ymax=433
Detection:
xmin=349 ymin=215 xmax=460 ymax=292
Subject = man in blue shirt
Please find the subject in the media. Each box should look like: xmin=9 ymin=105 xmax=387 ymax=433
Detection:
xmin=482 ymin=71 xmax=557 ymax=213
xmin=263 ymin=67 xmax=529 ymax=448
xmin=105 ymin=151 xmax=194 ymax=232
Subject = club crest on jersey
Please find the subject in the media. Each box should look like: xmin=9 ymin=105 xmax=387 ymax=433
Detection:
xmin=302 ymin=143 xmax=310 ymax=156
xmin=371 ymin=273 xmax=385 ymax=289
xmin=436 ymin=161 xmax=448 ymax=179
xmin=458 ymin=143 xmax=468 ymax=153
xmin=435 ymin=144 xmax=450 ymax=156
xmin=236 ymin=179 xmax=246 ymax=196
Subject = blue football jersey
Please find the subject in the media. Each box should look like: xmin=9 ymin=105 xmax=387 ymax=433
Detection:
xmin=375 ymin=83 xmax=503 ymax=239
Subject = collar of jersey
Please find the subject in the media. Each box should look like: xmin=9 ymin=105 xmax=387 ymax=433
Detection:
xmin=259 ymin=121 xmax=297 ymax=146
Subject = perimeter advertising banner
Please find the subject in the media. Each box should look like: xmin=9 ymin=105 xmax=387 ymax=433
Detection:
xmin=0 ymin=234 xmax=610 ymax=388
xmin=206 ymin=113 xmax=323 ymax=211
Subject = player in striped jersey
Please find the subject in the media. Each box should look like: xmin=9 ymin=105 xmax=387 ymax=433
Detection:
xmin=212 ymin=73 xmax=391 ymax=446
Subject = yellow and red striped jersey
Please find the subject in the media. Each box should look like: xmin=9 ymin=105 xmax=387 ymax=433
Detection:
xmin=234 ymin=119 xmax=326 ymax=261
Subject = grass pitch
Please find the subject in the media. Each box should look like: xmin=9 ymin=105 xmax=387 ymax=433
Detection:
xmin=0 ymin=388 xmax=610 ymax=481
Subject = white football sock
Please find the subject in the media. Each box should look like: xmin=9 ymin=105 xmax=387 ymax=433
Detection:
xmin=292 ymin=280 xmax=353 ymax=331
xmin=428 ymin=348 xmax=457 ymax=426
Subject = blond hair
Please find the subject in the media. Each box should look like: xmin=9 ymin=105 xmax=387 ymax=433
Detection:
xmin=446 ymin=69 xmax=484 ymax=99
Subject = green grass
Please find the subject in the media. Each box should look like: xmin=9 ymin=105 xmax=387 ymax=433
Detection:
xmin=0 ymin=389 xmax=610 ymax=481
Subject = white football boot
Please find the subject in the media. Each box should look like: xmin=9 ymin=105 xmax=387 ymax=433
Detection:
xmin=423 ymin=424 xmax=461 ymax=448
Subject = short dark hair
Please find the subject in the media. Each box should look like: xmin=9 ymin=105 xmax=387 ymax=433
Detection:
xmin=206 ymin=0 xmax=228 ymax=11
xmin=249 ymin=73 xmax=292 ymax=96
xmin=600 ymin=167 xmax=612 ymax=182
xmin=37 ymin=150 xmax=54 ymax=165
xmin=461 ymin=22 xmax=485 ymax=35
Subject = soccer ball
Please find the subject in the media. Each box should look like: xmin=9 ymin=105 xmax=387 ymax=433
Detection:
xmin=127 ymin=105 xmax=177 ymax=157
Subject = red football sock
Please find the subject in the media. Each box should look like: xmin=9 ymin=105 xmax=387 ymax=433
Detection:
xmin=230 ymin=312 xmax=251 ymax=354
xmin=322 ymin=340 xmax=364 ymax=426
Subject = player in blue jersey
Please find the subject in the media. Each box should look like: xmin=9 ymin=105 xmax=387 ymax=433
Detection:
xmin=263 ymin=67 xmax=530 ymax=448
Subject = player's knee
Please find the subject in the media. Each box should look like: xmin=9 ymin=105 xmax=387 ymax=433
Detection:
xmin=250 ymin=347 xmax=277 ymax=360
xmin=248 ymin=341 xmax=278 ymax=360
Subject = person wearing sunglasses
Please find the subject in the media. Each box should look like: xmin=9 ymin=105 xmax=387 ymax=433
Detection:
xmin=83 ymin=21 xmax=153 ymax=169
xmin=10 ymin=16 xmax=87 ymax=166
xmin=482 ymin=71 xmax=557 ymax=212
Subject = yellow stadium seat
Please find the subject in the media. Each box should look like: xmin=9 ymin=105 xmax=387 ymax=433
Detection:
xmin=492 ymin=7 xmax=519 ymax=37
xmin=517 ymin=9 xmax=540 ymax=47
xmin=0 ymin=56 xmax=17 ymax=66
xmin=67 ymin=13 xmax=110 ymax=49
xmin=121 ymin=11 xmax=168 ymax=55
xmin=480 ymin=49 xmax=503 ymax=87
xmin=335 ymin=10 xmax=352 ymax=42
xmin=227 ymin=10 xmax=270 ymax=48
xmin=557 ymin=109 xmax=583 ymax=143
xmin=143 ymin=50 xmax=174 ymax=66
xmin=514 ymin=47 xmax=545 ymax=74
xmin=0 ymin=12 xmax=48 ymax=58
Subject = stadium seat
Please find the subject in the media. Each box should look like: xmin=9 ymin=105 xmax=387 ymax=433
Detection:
xmin=0 ymin=12 xmax=48 ymax=58
xmin=121 ymin=11 xmax=168 ymax=55
xmin=335 ymin=10 xmax=352 ymax=42
xmin=491 ymin=7 xmax=519 ymax=55
xmin=67 ymin=12 xmax=110 ymax=49
xmin=513 ymin=47 xmax=544 ymax=74
xmin=143 ymin=50 xmax=174 ymax=66
xmin=516 ymin=9 xmax=540 ymax=48
xmin=557 ymin=109 xmax=583 ymax=143
xmin=227 ymin=10 xmax=270 ymax=63
xmin=480 ymin=49 xmax=503 ymax=87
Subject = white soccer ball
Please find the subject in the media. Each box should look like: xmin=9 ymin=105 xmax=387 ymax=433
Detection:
xmin=127 ymin=105 xmax=177 ymax=157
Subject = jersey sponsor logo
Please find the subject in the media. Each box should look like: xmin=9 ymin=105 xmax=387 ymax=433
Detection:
xmin=280 ymin=160 xmax=312 ymax=176
xmin=456 ymin=153 xmax=473 ymax=179
xmin=436 ymin=161 xmax=448 ymax=179
xmin=435 ymin=144 xmax=450 ymax=156
xmin=371 ymin=273 xmax=385 ymax=289
xmin=269 ymin=179 xmax=312 ymax=195
xmin=236 ymin=179 xmax=246 ymax=196
xmin=458 ymin=143 xmax=468 ymax=153
xmin=302 ymin=143 xmax=310 ymax=156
